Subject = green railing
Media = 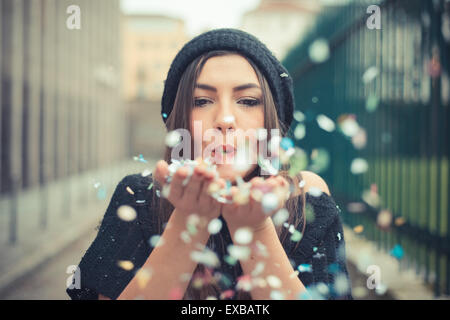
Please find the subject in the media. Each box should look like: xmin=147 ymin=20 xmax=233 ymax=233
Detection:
xmin=283 ymin=0 xmax=449 ymax=297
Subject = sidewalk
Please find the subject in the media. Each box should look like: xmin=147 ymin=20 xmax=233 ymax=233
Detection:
xmin=0 ymin=159 xmax=157 ymax=297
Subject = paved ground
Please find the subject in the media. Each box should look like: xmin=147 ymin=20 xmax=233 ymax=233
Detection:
xmin=0 ymin=226 xmax=393 ymax=300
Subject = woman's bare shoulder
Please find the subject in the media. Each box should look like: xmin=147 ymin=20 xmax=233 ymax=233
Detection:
xmin=299 ymin=170 xmax=331 ymax=196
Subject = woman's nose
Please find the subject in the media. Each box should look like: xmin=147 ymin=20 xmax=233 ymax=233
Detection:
xmin=214 ymin=114 xmax=236 ymax=134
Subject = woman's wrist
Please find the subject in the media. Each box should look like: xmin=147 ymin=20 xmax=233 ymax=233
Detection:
xmin=226 ymin=216 xmax=273 ymax=240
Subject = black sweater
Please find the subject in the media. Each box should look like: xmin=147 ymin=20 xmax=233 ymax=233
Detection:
xmin=66 ymin=173 xmax=353 ymax=300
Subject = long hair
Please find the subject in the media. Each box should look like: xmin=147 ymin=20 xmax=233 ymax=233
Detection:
xmin=150 ymin=50 xmax=306 ymax=299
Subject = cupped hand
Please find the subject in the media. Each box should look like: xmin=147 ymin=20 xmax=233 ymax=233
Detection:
xmin=153 ymin=159 xmax=225 ymax=221
xmin=221 ymin=175 xmax=290 ymax=232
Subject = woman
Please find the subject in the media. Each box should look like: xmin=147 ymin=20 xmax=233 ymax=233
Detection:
xmin=67 ymin=28 xmax=353 ymax=300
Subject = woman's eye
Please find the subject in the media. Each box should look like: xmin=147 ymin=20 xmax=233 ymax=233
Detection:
xmin=238 ymin=99 xmax=261 ymax=107
xmin=194 ymin=98 xmax=211 ymax=107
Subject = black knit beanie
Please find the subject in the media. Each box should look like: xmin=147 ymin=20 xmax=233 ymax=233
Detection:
xmin=161 ymin=28 xmax=295 ymax=129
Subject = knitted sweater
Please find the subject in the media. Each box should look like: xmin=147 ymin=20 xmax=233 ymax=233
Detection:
xmin=66 ymin=174 xmax=353 ymax=300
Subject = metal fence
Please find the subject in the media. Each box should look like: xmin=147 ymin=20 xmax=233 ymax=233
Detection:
xmin=283 ymin=0 xmax=449 ymax=297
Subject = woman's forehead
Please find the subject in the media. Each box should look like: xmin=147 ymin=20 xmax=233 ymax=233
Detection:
xmin=197 ymin=54 xmax=259 ymax=84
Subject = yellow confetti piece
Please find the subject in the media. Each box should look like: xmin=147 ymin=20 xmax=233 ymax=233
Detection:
xmin=353 ymin=225 xmax=364 ymax=233
xmin=395 ymin=217 xmax=406 ymax=226
xmin=117 ymin=260 xmax=134 ymax=271
xmin=135 ymin=268 xmax=152 ymax=289
xmin=126 ymin=186 xmax=135 ymax=195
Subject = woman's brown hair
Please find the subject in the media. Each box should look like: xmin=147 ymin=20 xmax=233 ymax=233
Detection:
xmin=150 ymin=50 xmax=306 ymax=300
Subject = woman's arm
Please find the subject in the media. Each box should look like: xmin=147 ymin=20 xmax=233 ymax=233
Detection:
xmin=228 ymin=218 xmax=307 ymax=300
xmin=118 ymin=207 xmax=211 ymax=299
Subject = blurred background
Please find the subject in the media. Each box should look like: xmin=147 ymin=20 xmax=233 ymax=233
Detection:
xmin=0 ymin=0 xmax=449 ymax=300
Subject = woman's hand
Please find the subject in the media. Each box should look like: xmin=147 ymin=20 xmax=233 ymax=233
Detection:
xmin=153 ymin=159 xmax=225 ymax=222
xmin=221 ymin=175 xmax=290 ymax=233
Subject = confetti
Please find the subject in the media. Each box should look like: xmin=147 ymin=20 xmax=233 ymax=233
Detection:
xmin=272 ymin=208 xmax=289 ymax=226
xmin=353 ymin=225 xmax=364 ymax=233
xmin=280 ymin=137 xmax=294 ymax=150
xmin=165 ymin=130 xmax=181 ymax=147
xmin=375 ymin=283 xmax=388 ymax=295
xmin=362 ymin=66 xmax=379 ymax=84
xmin=141 ymin=169 xmax=151 ymax=177
xmin=377 ymin=209 xmax=393 ymax=229
xmin=147 ymin=182 xmax=154 ymax=190
xmin=280 ymin=72 xmax=289 ymax=78
xmin=290 ymin=230 xmax=302 ymax=242
xmin=236 ymin=275 xmax=252 ymax=291
xmin=366 ymin=94 xmax=379 ymax=112
xmin=334 ymin=273 xmax=350 ymax=296
xmin=251 ymin=262 xmax=265 ymax=277
xmin=308 ymin=187 xmax=323 ymax=197
xmin=133 ymin=154 xmax=148 ymax=163
xmin=294 ymin=123 xmax=306 ymax=140
xmin=220 ymin=290 xmax=235 ymax=299
xmin=207 ymin=218 xmax=223 ymax=235
xmin=117 ymin=205 xmax=137 ymax=221
xmin=126 ymin=186 xmax=135 ymax=195
xmin=316 ymin=114 xmax=335 ymax=132
xmin=224 ymin=255 xmax=238 ymax=266
xmin=352 ymin=286 xmax=368 ymax=299
xmin=186 ymin=214 xmax=200 ymax=235
xmin=227 ymin=245 xmax=251 ymax=261
xmin=161 ymin=184 xmax=171 ymax=198
xmin=155 ymin=189 xmax=161 ymax=197
xmin=327 ymin=263 xmax=340 ymax=274
xmin=135 ymin=268 xmax=152 ymax=289
xmin=162 ymin=112 xmax=168 ymax=119
xmin=93 ymin=182 xmax=101 ymax=189
xmin=298 ymin=180 xmax=306 ymax=188
xmin=169 ymin=287 xmax=183 ymax=300
xmin=309 ymin=38 xmax=330 ymax=63
xmin=298 ymin=264 xmax=312 ymax=272
xmin=293 ymin=111 xmax=305 ymax=122
xmin=149 ymin=235 xmax=164 ymax=248
xmin=266 ymin=275 xmax=282 ymax=289
xmin=190 ymin=249 xmax=220 ymax=268
xmin=362 ymin=188 xmax=381 ymax=208
xmin=117 ymin=260 xmax=134 ymax=271
xmin=337 ymin=232 xmax=342 ymax=241
xmin=270 ymin=290 xmax=285 ymax=300
xmin=309 ymin=148 xmax=330 ymax=173
xmin=338 ymin=115 xmax=360 ymax=137
xmin=350 ymin=158 xmax=369 ymax=174
xmin=261 ymin=193 xmax=279 ymax=214
xmin=180 ymin=230 xmax=191 ymax=243
xmin=394 ymin=217 xmax=406 ymax=226
xmin=234 ymin=227 xmax=254 ymax=245
xmin=390 ymin=244 xmax=404 ymax=260
xmin=97 ymin=187 xmax=107 ymax=200
xmin=312 ymin=96 xmax=319 ymax=103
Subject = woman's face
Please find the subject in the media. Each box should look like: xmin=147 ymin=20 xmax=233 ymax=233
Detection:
xmin=190 ymin=54 xmax=265 ymax=182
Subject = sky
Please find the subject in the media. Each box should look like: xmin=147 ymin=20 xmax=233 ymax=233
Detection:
xmin=120 ymin=0 xmax=262 ymax=37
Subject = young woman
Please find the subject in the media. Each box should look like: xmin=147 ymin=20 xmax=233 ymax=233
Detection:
xmin=67 ymin=28 xmax=353 ymax=300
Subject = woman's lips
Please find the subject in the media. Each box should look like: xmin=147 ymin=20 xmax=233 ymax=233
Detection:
xmin=211 ymin=144 xmax=236 ymax=161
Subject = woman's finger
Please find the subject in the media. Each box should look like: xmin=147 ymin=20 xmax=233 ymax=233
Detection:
xmin=153 ymin=160 xmax=169 ymax=186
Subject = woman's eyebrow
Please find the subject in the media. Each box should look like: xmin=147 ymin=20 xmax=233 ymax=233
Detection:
xmin=195 ymin=83 xmax=261 ymax=92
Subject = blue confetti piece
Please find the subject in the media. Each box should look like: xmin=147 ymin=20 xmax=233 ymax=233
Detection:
xmin=162 ymin=112 xmax=168 ymax=119
xmin=327 ymin=263 xmax=340 ymax=274
xmin=280 ymin=137 xmax=294 ymax=150
xmin=298 ymin=264 xmax=312 ymax=272
xmin=390 ymin=244 xmax=404 ymax=260
xmin=97 ymin=187 xmax=107 ymax=200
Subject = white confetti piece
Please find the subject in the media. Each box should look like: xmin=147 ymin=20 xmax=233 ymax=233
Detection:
xmin=298 ymin=180 xmax=306 ymax=188
xmin=234 ymin=227 xmax=253 ymax=245
xmin=350 ymin=158 xmax=369 ymax=174
xmin=309 ymin=38 xmax=330 ymax=63
xmin=261 ymin=193 xmax=279 ymax=214
xmin=339 ymin=117 xmax=360 ymax=137
xmin=149 ymin=235 xmax=164 ymax=248
xmin=308 ymin=187 xmax=323 ymax=197
xmin=293 ymin=111 xmax=305 ymax=122
xmin=280 ymin=72 xmax=289 ymax=78
xmin=334 ymin=273 xmax=350 ymax=296
xmin=141 ymin=169 xmax=151 ymax=177
xmin=266 ymin=275 xmax=282 ymax=288
xmin=270 ymin=290 xmax=285 ymax=300
xmin=227 ymin=245 xmax=251 ymax=261
xmin=223 ymin=115 xmax=235 ymax=123
xmin=251 ymin=262 xmax=265 ymax=277
xmin=377 ymin=209 xmax=393 ymax=229
xmin=165 ymin=130 xmax=181 ymax=147
xmin=135 ymin=268 xmax=152 ymax=289
xmin=207 ymin=218 xmax=223 ymax=235
xmin=362 ymin=66 xmax=379 ymax=84
xmin=272 ymin=208 xmax=289 ymax=226
xmin=190 ymin=249 xmax=220 ymax=268
xmin=117 ymin=205 xmax=137 ymax=221
xmin=316 ymin=114 xmax=336 ymax=132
